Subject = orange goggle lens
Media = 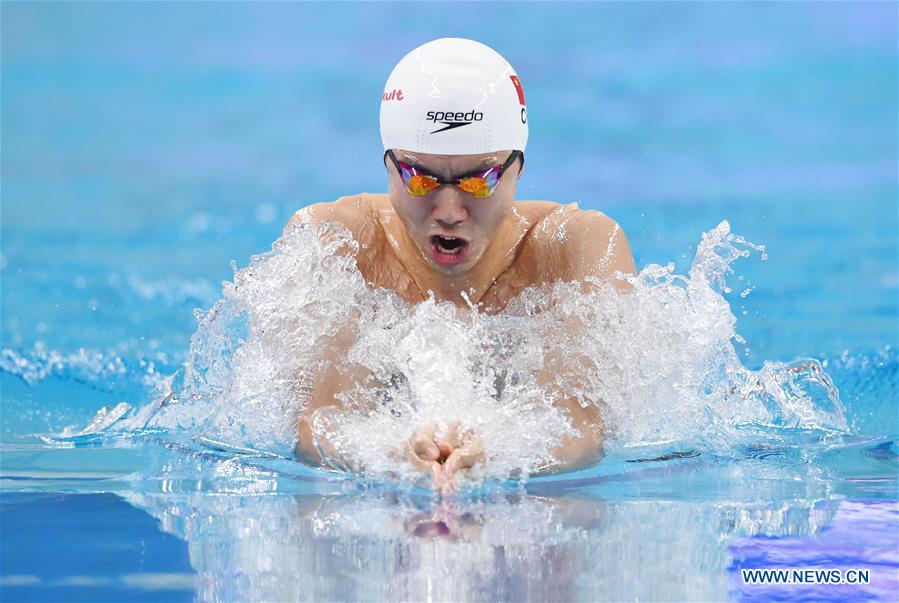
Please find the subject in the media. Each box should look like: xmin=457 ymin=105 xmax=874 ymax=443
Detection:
xmin=457 ymin=177 xmax=490 ymax=197
xmin=406 ymin=174 xmax=492 ymax=198
xmin=406 ymin=174 xmax=440 ymax=196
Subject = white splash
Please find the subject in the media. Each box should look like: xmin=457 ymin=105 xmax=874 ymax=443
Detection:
xmin=89 ymin=219 xmax=847 ymax=484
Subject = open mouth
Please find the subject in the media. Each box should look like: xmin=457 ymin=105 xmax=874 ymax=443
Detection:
xmin=432 ymin=235 xmax=466 ymax=254
xmin=430 ymin=235 xmax=469 ymax=266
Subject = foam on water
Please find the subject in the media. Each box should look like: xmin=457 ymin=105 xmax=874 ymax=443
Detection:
xmin=76 ymin=218 xmax=848 ymax=485
xmin=1 ymin=345 xmax=129 ymax=385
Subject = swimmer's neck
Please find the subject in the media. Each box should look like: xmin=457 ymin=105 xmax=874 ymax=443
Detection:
xmin=385 ymin=208 xmax=526 ymax=308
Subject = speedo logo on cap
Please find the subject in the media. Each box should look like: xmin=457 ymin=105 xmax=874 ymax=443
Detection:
xmin=426 ymin=110 xmax=484 ymax=134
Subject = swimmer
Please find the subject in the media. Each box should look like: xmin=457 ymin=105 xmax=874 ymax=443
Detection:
xmin=287 ymin=38 xmax=636 ymax=489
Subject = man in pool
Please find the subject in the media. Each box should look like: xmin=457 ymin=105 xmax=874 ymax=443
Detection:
xmin=288 ymin=38 xmax=636 ymax=489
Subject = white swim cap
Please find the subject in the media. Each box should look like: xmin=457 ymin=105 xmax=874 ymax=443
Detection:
xmin=380 ymin=38 xmax=528 ymax=155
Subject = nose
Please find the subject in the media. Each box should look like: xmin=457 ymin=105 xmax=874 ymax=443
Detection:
xmin=431 ymin=188 xmax=469 ymax=228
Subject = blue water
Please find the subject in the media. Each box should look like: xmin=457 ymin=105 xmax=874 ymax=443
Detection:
xmin=2 ymin=2 xmax=897 ymax=602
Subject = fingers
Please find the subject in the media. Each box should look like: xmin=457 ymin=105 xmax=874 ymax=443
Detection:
xmin=444 ymin=434 xmax=485 ymax=476
xmin=421 ymin=422 xmax=463 ymax=464
xmin=445 ymin=421 xmax=463 ymax=448
xmin=436 ymin=439 xmax=453 ymax=462
xmin=411 ymin=424 xmax=440 ymax=462
xmin=406 ymin=423 xmax=485 ymax=492
xmin=444 ymin=449 xmax=479 ymax=475
xmin=415 ymin=439 xmax=440 ymax=462
xmin=406 ymin=427 xmax=438 ymax=472
xmin=406 ymin=424 xmax=451 ymax=491
xmin=406 ymin=441 xmax=443 ymax=490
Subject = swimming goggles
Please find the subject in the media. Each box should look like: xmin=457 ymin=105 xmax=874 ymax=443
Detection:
xmin=384 ymin=149 xmax=523 ymax=199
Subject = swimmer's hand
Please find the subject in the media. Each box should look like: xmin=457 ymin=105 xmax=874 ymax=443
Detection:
xmin=405 ymin=422 xmax=484 ymax=493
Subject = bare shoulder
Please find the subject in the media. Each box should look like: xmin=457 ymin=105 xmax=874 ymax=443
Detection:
xmin=528 ymin=203 xmax=637 ymax=286
xmin=564 ymin=207 xmax=636 ymax=284
xmin=558 ymin=205 xmax=622 ymax=240
xmin=282 ymin=193 xmax=387 ymax=248
xmin=510 ymin=200 xmax=566 ymax=227
xmin=284 ymin=194 xmax=367 ymax=235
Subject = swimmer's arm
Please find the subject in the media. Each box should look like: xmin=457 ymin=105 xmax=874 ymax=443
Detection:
xmin=533 ymin=349 xmax=606 ymax=475
xmin=294 ymin=324 xmax=376 ymax=470
xmin=284 ymin=201 xmax=356 ymax=465
xmin=530 ymin=212 xmax=635 ymax=473
xmin=285 ymin=197 xmax=380 ymax=469
xmin=545 ymin=402 xmax=605 ymax=474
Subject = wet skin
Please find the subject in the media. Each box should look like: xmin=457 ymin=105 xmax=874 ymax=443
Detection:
xmin=287 ymin=149 xmax=637 ymax=491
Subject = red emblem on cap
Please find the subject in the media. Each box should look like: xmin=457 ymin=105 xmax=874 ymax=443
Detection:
xmin=509 ymin=75 xmax=525 ymax=105
xmin=382 ymin=89 xmax=404 ymax=101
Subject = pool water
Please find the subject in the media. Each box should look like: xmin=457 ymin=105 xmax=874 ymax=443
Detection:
xmin=2 ymin=3 xmax=897 ymax=602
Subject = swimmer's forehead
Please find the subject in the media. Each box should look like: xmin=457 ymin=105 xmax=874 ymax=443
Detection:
xmin=395 ymin=149 xmax=513 ymax=173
